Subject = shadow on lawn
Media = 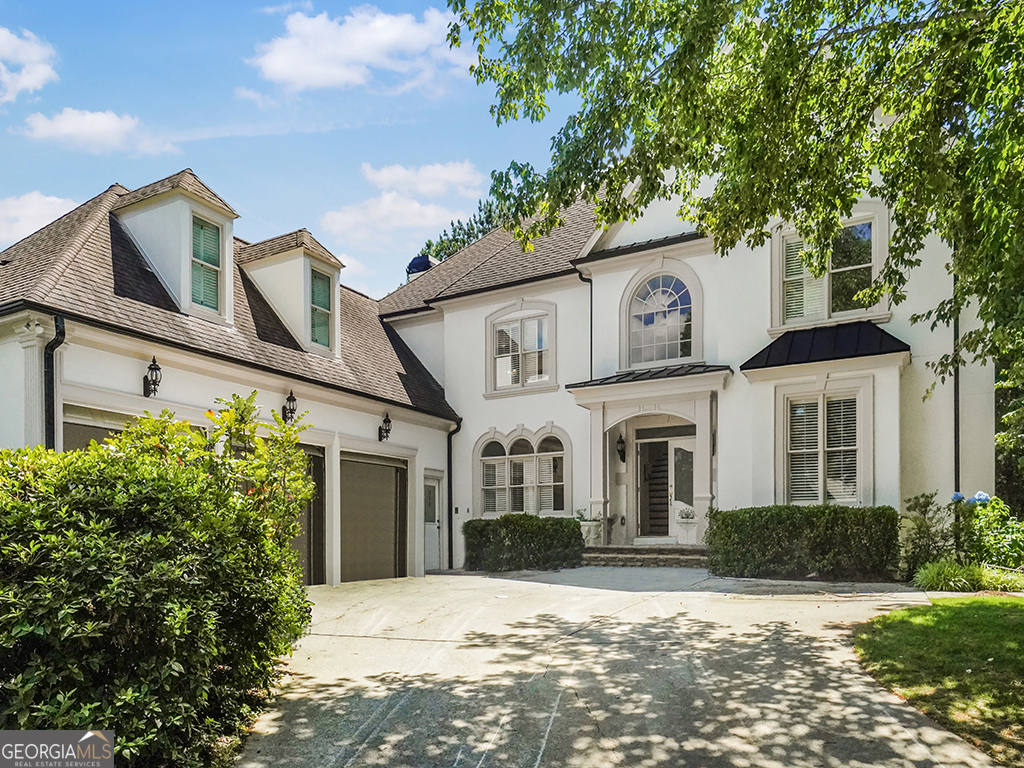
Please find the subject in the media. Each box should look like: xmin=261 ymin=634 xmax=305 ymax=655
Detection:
xmin=239 ymin=607 xmax=993 ymax=768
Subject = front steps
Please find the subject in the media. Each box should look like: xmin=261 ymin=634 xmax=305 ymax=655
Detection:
xmin=582 ymin=545 xmax=708 ymax=568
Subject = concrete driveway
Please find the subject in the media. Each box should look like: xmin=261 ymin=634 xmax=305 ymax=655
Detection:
xmin=237 ymin=568 xmax=994 ymax=768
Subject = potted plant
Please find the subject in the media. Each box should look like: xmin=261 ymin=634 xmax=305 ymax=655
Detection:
xmin=575 ymin=509 xmax=604 ymax=546
xmin=676 ymin=505 xmax=699 ymax=545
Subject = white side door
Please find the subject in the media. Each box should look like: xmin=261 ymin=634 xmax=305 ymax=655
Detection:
xmin=668 ymin=438 xmax=696 ymax=528
xmin=423 ymin=478 xmax=441 ymax=571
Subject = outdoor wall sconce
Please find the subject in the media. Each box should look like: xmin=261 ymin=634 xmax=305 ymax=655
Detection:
xmin=282 ymin=390 xmax=297 ymax=424
xmin=616 ymin=433 xmax=626 ymax=463
xmin=143 ymin=356 xmax=162 ymax=398
xmin=378 ymin=412 xmax=392 ymax=442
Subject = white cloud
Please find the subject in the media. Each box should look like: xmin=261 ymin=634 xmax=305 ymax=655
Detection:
xmin=248 ymin=7 xmax=474 ymax=93
xmin=21 ymin=108 xmax=177 ymax=155
xmin=233 ymin=86 xmax=279 ymax=110
xmin=362 ymin=161 xmax=484 ymax=198
xmin=0 ymin=26 xmax=58 ymax=104
xmin=0 ymin=191 xmax=77 ymax=247
xmin=321 ymin=191 xmax=465 ymax=246
xmin=259 ymin=1 xmax=313 ymax=14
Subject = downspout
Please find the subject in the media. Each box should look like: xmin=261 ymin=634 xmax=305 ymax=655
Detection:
xmin=43 ymin=314 xmax=66 ymax=450
xmin=446 ymin=417 xmax=463 ymax=570
xmin=577 ymin=272 xmax=593 ymax=380
xmin=953 ymin=275 xmax=961 ymax=493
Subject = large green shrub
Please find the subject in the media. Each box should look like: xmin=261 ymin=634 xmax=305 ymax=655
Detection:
xmin=902 ymin=491 xmax=1024 ymax=579
xmin=463 ymin=514 xmax=583 ymax=571
xmin=705 ymin=504 xmax=900 ymax=580
xmin=0 ymin=393 xmax=312 ymax=767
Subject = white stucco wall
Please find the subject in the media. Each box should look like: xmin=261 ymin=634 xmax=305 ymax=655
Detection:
xmin=55 ymin=325 xmax=452 ymax=582
xmin=438 ymin=278 xmax=593 ymax=567
xmin=0 ymin=338 xmax=26 ymax=448
xmin=391 ymin=313 xmax=446 ymax=387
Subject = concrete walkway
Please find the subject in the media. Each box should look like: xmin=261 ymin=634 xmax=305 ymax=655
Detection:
xmin=237 ymin=568 xmax=994 ymax=767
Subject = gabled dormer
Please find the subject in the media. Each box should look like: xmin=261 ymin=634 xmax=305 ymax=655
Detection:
xmin=113 ymin=169 xmax=238 ymax=325
xmin=237 ymin=229 xmax=343 ymax=357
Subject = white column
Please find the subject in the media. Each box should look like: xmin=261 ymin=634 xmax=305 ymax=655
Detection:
xmin=588 ymin=405 xmax=607 ymax=532
xmin=693 ymin=394 xmax=714 ymax=543
xmin=326 ymin=433 xmax=342 ymax=584
xmin=16 ymin=318 xmax=47 ymax=448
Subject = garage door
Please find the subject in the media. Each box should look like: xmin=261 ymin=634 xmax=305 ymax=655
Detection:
xmin=340 ymin=454 xmax=408 ymax=582
xmin=291 ymin=447 xmax=326 ymax=586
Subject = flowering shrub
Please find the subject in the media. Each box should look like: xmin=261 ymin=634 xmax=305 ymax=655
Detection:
xmin=902 ymin=491 xmax=1024 ymax=578
xmin=0 ymin=392 xmax=313 ymax=766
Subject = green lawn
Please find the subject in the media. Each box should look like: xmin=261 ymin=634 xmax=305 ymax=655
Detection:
xmin=855 ymin=597 xmax=1024 ymax=766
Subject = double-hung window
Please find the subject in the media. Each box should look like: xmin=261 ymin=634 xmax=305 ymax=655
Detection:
xmin=787 ymin=395 xmax=859 ymax=504
xmin=783 ymin=222 xmax=873 ymax=323
xmin=191 ymin=217 xmax=221 ymax=312
xmin=310 ymin=268 xmax=331 ymax=347
xmin=481 ymin=435 xmax=565 ymax=514
xmin=494 ymin=316 xmax=549 ymax=389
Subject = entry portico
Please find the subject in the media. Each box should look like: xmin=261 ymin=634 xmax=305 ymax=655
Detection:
xmin=567 ymin=364 xmax=731 ymax=547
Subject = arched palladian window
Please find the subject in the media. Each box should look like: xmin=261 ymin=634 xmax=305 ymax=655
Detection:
xmin=629 ymin=275 xmax=692 ymax=365
xmin=481 ymin=434 xmax=565 ymax=515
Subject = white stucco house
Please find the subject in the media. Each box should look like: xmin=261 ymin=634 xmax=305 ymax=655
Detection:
xmin=0 ymin=169 xmax=994 ymax=581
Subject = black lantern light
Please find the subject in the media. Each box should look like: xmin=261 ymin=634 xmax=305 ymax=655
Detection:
xmin=378 ymin=412 xmax=392 ymax=442
xmin=143 ymin=356 xmax=162 ymax=398
xmin=282 ymin=390 xmax=297 ymax=424
xmin=616 ymin=433 xmax=626 ymax=463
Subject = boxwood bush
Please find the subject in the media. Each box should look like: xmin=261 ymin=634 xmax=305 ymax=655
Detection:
xmin=0 ymin=393 xmax=312 ymax=767
xmin=705 ymin=504 xmax=900 ymax=580
xmin=463 ymin=514 xmax=583 ymax=571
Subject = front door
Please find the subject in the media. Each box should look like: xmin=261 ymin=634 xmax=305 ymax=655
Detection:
xmin=638 ymin=441 xmax=670 ymax=536
xmin=423 ymin=478 xmax=441 ymax=570
xmin=668 ymin=438 xmax=696 ymax=524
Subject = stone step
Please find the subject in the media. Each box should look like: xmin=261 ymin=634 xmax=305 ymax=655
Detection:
xmin=582 ymin=546 xmax=708 ymax=568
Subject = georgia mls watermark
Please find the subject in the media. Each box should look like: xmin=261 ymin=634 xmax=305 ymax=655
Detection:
xmin=0 ymin=731 xmax=114 ymax=768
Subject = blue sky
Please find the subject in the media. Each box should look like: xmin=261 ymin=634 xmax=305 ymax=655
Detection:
xmin=0 ymin=0 xmax=573 ymax=297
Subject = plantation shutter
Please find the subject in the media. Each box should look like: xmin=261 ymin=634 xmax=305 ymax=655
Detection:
xmin=825 ymin=397 xmax=858 ymax=503
xmin=538 ymin=454 xmax=554 ymax=511
xmin=521 ymin=458 xmax=536 ymax=514
xmin=788 ymin=400 xmax=820 ymax=503
xmin=191 ymin=218 xmax=220 ymax=311
xmin=783 ymin=237 xmax=824 ymax=322
xmin=495 ymin=322 xmax=521 ymax=387
xmin=483 ymin=460 xmax=507 ymax=515
xmin=310 ymin=270 xmax=331 ymax=347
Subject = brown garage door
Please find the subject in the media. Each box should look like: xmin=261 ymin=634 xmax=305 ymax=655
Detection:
xmin=340 ymin=454 xmax=408 ymax=582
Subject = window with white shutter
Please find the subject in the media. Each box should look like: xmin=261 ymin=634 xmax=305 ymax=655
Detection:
xmin=786 ymin=394 xmax=859 ymax=504
xmin=191 ymin=217 xmax=220 ymax=311
xmin=783 ymin=222 xmax=874 ymax=324
xmin=494 ymin=316 xmax=548 ymax=390
xmin=478 ymin=433 xmax=566 ymax=516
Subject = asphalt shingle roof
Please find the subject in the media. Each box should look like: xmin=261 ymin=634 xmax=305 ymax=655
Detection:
xmin=739 ymin=321 xmax=911 ymax=371
xmin=379 ymin=198 xmax=598 ymax=316
xmin=111 ymin=169 xmax=238 ymax=218
xmin=236 ymin=228 xmax=342 ymax=269
xmin=0 ymin=181 xmax=456 ymax=422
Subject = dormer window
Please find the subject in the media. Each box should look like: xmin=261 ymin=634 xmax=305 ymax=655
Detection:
xmin=191 ymin=217 xmax=221 ymax=312
xmin=310 ymin=268 xmax=331 ymax=347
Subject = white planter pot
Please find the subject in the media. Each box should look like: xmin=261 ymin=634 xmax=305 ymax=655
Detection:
xmin=676 ymin=519 xmax=699 ymax=546
xmin=580 ymin=520 xmax=603 ymax=547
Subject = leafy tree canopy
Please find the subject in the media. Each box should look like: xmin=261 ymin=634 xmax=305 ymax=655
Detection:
xmin=418 ymin=198 xmax=504 ymax=261
xmin=448 ymin=0 xmax=1024 ymax=390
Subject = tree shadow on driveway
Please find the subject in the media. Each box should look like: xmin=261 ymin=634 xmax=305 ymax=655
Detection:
xmin=238 ymin=600 xmax=993 ymax=767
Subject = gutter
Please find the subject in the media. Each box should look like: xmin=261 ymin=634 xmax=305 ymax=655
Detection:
xmin=446 ymin=418 xmax=463 ymax=570
xmin=0 ymin=299 xmax=458 ymax=425
xmin=953 ymin=275 xmax=961 ymax=493
xmin=577 ymin=272 xmax=593 ymax=380
xmin=43 ymin=314 xmax=66 ymax=449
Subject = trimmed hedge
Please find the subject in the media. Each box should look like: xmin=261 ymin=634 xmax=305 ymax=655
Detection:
xmin=0 ymin=394 xmax=312 ymax=767
xmin=705 ymin=504 xmax=900 ymax=580
xmin=463 ymin=514 xmax=583 ymax=571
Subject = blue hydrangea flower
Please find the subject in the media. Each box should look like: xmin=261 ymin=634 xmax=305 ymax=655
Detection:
xmin=951 ymin=491 xmax=965 ymax=503
xmin=971 ymin=491 xmax=991 ymax=504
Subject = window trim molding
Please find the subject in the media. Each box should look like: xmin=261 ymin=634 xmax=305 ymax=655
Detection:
xmin=303 ymin=257 xmax=340 ymax=358
xmin=472 ymin=423 xmax=573 ymax=518
xmin=770 ymin=200 xmax=891 ymax=332
xmin=483 ymin=299 xmax=558 ymax=396
xmin=618 ymin=256 xmax=704 ymax=371
xmin=773 ymin=374 xmax=874 ymax=506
